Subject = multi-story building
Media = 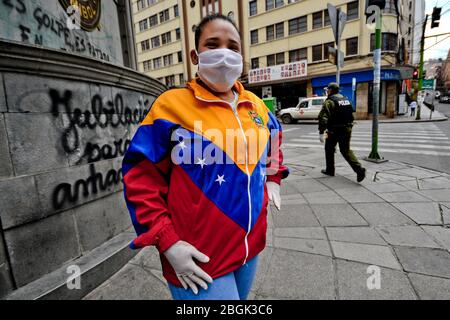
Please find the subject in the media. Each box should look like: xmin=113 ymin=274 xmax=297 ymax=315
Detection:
xmin=132 ymin=0 xmax=415 ymax=119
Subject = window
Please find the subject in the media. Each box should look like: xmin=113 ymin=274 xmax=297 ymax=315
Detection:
xmin=163 ymin=54 xmax=173 ymax=67
xmin=174 ymin=4 xmax=179 ymax=17
xmin=143 ymin=60 xmax=152 ymax=72
xmin=165 ymin=75 xmax=175 ymax=87
xmin=151 ymin=36 xmax=160 ymax=48
xmin=251 ymin=30 xmax=259 ymax=44
xmin=137 ymin=0 xmax=146 ymax=11
xmin=251 ymin=58 xmax=259 ymax=69
xmin=159 ymin=9 xmax=170 ymax=23
xmin=324 ymin=10 xmax=331 ymax=26
xmin=346 ymin=37 xmax=358 ymax=56
xmin=324 ymin=42 xmax=334 ymax=59
xmin=288 ymin=0 xmax=299 ymax=3
xmin=312 ymin=44 xmax=323 ymax=61
xmin=275 ymin=0 xmax=284 ymax=8
xmin=313 ymin=11 xmax=323 ymax=29
xmin=370 ymin=33 xmax=398 ymax=51
xmin=175 ymin=28 xmax=181 ymax=40
xmin=289 ymin=48 xmax=307 ymax=62
xmin=139 ymin=19 xmax=148 ymax=32
xmin=276 ymin=52 xmax=285 ymax=65
xmin=275 ymin=22 xmax=284 ymax=38
xmin=266 ymin=25 xmax=274 ymax=41
xmin=267 ymin=54 xmax=275 ymax=66
xmin=153 ymin=57 xmax=162 ymax=69
xmin=179 ymin=74 xmax=185 ymax=84
xmin=177 ymin=51 xmax=183 ymax=63
xmin=289 ymin=16 xmax=307 ymax=35
xmin=266 ymin=0 xmax=274 ymax=11
xmin=384 ymin=0 xmax=397 ymax=14
xmin=149 ymin=14 xmax=158 ymax=27
xmin=148 ymin=0 xmax=157 ymax=5
xmin=347 ymin=1 xmax=359 ymax=20
xmin=250 ymin=0 xmax=258 ymax=16
xmin=312 ymin=99 xmax=324 ymax=106
xmin=161 ymin=31 xmax=172 ymax=45
xmin=141 ymin=39 xmax=150 ymax=51
xmin=201 ymin=0 xmax=219 ymax=17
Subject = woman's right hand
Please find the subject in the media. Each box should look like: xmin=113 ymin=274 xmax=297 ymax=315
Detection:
xmin=163 ymin=240 xmax=213 ymax=294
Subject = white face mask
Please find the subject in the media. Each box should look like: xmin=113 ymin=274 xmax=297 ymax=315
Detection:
xmin=197 ymin=48 xmax=243 ymax=93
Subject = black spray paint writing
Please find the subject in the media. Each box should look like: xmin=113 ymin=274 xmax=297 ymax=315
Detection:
xmin=49 ymin=89 xmax=149 ymax=163
xmin=52 ymin=163 xmax=123 ymax=210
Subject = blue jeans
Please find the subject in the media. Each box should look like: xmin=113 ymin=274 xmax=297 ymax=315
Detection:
xmin=168 ymin=256 xmax=259 ymax=300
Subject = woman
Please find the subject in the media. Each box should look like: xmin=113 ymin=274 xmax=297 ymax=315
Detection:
xmin=122 ymin=14 xmax=288 ymax=300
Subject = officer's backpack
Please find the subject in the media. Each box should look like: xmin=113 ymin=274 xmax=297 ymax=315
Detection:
xmin=327 ymin=95 xmax=354 ymax=127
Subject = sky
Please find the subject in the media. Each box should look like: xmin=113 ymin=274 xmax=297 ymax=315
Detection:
xmin=424 ymin=0 xmax=450 ymax=60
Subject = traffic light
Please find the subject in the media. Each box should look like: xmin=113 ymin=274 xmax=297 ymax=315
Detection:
xmin=431 ymin=7 xmax=442 ymax=29
xmin=413 ymin=69 xmax=419 ymax=79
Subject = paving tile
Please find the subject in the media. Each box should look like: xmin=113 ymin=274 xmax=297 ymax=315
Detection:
xmin=83 ymin=263 xmax=171 ymax=300
xmin=417 ymin=189 xmax=450 ymax=202
xmin=393 ymin=168 xmax=440 ymax=179
xmin=394 ymin=247 xmax=450 ymax=278
xmin=421 ymin=226 xmax=450 ymax=251
xmin=258 ymin=249 xmax=335 ymax=299
xmin=252 ymin=247 xmax=274 ymax=293
xmin=442 ymin=203 xmax=450 ymax=224
xmin=326 ymin=227 xmax=386 ymax=245
xmin=274 ymin=227 xmax=326 ymax=240
xmin=336 ymin=260 xmax=416 ymax=300
xmin=303 ymin=190 xmax=346 ymax=204
xmin=376 ymin=226 xmax=442 ymax=249
xmin=311 ymin=204 xmax=368 ymax=227
xmin=289 ymin=179 xmax=331 ymax=193
xmin=331 ymin=241 xmax=402 ymax=270
xmin=377 ymin=191 xmax=432 ymax=203
xmin=272 ymin=204 xmax=320 ymax=228
xmin=418 ymin=177 xmax=450 ymax=190
xmin=408 ymin=273 xmax=450 ymax=300
xmin=334 ymin=188 xmax=385 ymax=203
xmin=364 ymin=182 xmax=408 ymax=193
xmin=316 ymin=176 xmax=360 ymax=190
xmin=352 ymin=203 xmax=415 ymax=226
xmin=274 ymin=237 xmax=332 ymax=256
xmin=391 ymin=202 xmax=442 ymax=225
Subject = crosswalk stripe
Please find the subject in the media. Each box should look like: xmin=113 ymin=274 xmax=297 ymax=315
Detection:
xmin=283 ymin=143 xmax=450 ymax=157
xmin=296 ymin=136 xmax=450 ymax=145
xmin=306 ymin=133 xmax=449 ymax=140
xmin=290 ymin=139 xmax=450 ymax=150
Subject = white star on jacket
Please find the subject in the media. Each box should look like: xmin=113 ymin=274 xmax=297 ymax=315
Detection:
xmin=196 ymin=158 xmax=207 ymax=169
xmin=215 ymin=175 xmax=226 ymax=186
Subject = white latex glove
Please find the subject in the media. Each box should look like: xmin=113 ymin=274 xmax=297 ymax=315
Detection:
xmin=319 ymin=134 xmax=325 ymax=143
xmin=267 ymin=181 xmax=281 ymax=211
xmin=163 ymin=240 xmax=213 ymax=294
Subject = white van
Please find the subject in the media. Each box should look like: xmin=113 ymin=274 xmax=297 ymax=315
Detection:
xmin=279 ymin=97 xmax=327 ymax=124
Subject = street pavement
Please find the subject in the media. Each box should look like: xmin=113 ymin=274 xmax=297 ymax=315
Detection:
xmin=84 ymin=139 xmax=450 ymax=300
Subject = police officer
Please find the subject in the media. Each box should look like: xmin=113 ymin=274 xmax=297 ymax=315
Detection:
xmin=318 ymin=83 xmax=366 ymax=183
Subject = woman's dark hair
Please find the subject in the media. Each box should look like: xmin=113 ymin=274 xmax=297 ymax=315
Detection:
xmin=194 ymin=13 xmax=240 ymax=51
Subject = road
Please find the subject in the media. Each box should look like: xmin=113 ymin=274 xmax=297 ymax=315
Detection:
xmin=281 ymin=102 xmax=450 ymax=174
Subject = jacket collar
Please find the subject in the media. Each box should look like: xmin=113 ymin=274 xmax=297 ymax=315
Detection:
xmin=187 ymin=78 xmax=255 ymax=107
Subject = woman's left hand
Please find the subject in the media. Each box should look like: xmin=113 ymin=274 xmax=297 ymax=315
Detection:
xmin=267 ymin=182 xmax=281 ymax=211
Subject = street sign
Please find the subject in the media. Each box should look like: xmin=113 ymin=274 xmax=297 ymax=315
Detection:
xmin=328 ymin=47 xmax=344 ymax=68
xmin=422 ymin=79 xmax=436 ymax=90
xmin=327 ymin=3 xmax=347 ymax=45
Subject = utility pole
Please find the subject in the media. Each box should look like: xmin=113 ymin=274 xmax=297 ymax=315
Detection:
xmin=416 ymin=14 xmax=429 ymax=120
xmin=336 ymin=8 xmax=342 ymax=85
xmin=367 ymin=6 xmax=384 ymax=162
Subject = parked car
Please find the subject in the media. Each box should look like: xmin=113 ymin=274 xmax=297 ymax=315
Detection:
xmin=279 ymin=97 xmax=327 ymax=124
xmin=439 ymin=95 xmax=449 ymax=103
xmin=435 ymin=91 xmax=441 ymax=100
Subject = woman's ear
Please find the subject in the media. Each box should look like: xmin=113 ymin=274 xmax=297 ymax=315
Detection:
xmin=190 ymin=50 xmax=199 ymax=66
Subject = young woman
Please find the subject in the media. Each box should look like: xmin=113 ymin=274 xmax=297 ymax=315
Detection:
xmin=122 ymin=14 xmax=288 ymax=300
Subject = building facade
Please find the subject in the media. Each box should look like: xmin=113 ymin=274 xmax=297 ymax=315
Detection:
xmin=132 ymin=0 xmax=415 ymax=119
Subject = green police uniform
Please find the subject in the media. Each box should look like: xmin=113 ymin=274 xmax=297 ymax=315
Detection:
xmin=318 ymin=93 xmax=364 ymax=177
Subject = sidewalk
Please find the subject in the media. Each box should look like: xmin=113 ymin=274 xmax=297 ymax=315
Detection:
xmin=84 ymin=148 xmax=450 ymax=300
xmin=377 ymin=104 xmax=448 ymax=123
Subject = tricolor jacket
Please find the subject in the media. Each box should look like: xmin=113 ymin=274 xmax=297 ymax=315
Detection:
xmin=122 ymin=79 xmax=289 ymax=286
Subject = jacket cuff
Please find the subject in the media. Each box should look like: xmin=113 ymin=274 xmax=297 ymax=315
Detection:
xmin=267 ymin=175 xmax=282 ymax=185
xmin=156 ymin=224 xmax=181 ymax=254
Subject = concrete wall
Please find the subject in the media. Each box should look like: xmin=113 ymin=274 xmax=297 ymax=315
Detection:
xmin=0 ymin=0 xmax=124 ymax=65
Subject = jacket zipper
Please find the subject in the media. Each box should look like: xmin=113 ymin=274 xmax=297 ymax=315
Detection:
xmin=195 ymin=96 xmax=253 ymax=265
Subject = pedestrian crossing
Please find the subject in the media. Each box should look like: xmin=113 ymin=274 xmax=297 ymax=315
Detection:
xmin=283 ymin=126 xmax=450 ymax=157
